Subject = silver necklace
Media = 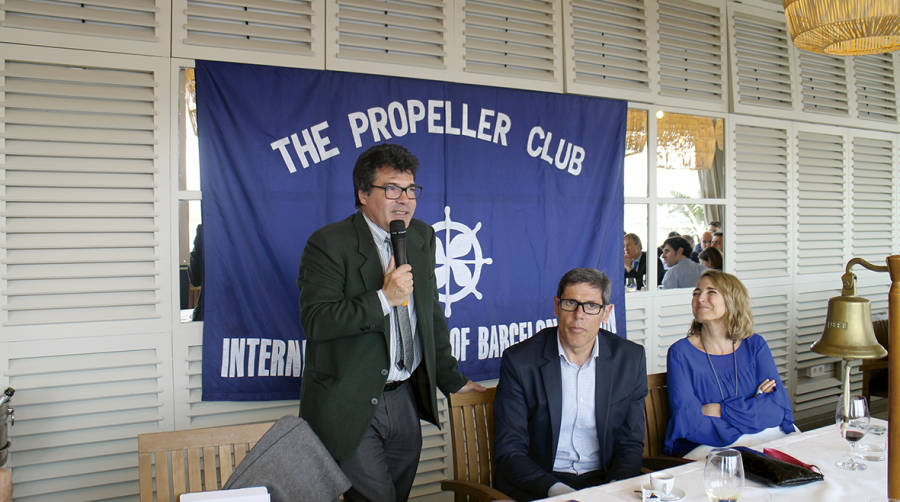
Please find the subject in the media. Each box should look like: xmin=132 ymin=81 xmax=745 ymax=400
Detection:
xmin=701 ymin=336 xmax=737 ymax=402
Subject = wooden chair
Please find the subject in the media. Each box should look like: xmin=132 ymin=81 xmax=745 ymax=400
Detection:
xmin=642 ymin=372 xmax=693 ymax=472
xmin=862 ymin=318 xmax=890 ymax=402
xmin=441 ymin=387 xmax=510 ymax=502
xmin=138 ymin=421 xmax=274 ymax=502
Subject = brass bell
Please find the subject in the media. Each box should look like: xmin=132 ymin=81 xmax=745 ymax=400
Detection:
xmin=812 ymin=295 xmax=888 ymax=359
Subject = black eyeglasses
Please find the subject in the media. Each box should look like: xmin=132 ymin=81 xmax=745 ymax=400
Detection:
xmin=558 ymin=298 xmax=605 ymax=315
xmin=371 ymin=184 xmax=422 ymax=200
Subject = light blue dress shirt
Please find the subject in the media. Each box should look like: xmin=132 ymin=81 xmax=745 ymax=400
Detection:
xmin=552 ymin=336 xmax=600 ymax=474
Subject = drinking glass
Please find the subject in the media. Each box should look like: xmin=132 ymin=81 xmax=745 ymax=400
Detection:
xmin=835 ymin=395 xmax=870 ymax=470
xmin=704 ymin=447 xmax=744 ymax=502
xmin=625 ymin=277 xmax=637 ymax=292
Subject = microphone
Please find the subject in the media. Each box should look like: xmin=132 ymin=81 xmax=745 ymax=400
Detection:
xmin=389 ymin=220 xmax=409 ymax=306
xmin=389 ymin=220 xmax=408 ymax=266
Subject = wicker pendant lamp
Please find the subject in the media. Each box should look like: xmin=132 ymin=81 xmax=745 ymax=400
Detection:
xmin=783 ymin=0 xmax=900 ymax=55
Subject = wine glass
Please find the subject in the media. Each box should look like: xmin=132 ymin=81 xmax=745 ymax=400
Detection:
xmin=625 ymin=277 xmax=637 ymax=292
xmin=835 ymin=395 xmax=870 ymax=470
xmin=704 ymin=447 xmax=744 ymax=502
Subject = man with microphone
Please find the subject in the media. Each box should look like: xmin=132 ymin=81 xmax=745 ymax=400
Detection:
xmin=298 ymin=143 xmax=485 ymax=502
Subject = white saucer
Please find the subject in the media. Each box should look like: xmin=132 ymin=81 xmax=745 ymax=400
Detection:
xmin=658 ymin=489 xmax=686 ymax=502
xmin=635 ymin=486 xmax=686 ymax=502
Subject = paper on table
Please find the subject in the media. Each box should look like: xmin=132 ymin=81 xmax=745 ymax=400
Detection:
xmin=179 ymin=486 xmax=270 ymax=502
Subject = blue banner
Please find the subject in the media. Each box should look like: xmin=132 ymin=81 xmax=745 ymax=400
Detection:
xmin=197 ymin=61 xmax=625 ymax=400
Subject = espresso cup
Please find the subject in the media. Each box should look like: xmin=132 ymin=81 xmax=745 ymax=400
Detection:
xmin=649 ymin=471 xmax=675 ymax=494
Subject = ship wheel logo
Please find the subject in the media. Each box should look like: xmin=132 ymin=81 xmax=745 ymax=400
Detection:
xmin=432 ymin=206 xmax=493 ymax=317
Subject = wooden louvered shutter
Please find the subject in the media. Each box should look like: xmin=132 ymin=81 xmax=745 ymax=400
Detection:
xmin=851 ymin=136 xmax=895 ymax=263
xmin=327 ymin=0 xmax=449 ymax=79
xmin=733 ymin=122 xmax=790 ymax=279
xmin=0 ymin=0 xmax=168 ymax=55
xmin=795 ymin=130 xmax=845 ymax=276
xmin=172 ymin=0 xmax=322 ymax=68
xmin=564 ymin=0 xmax=652 ymax=100
xmin=655 ymin=0 xmax=726 ymax=109
xmin=460 ymin=0 xmax=563 ymax=91
xmin=797 ymin=51 xmax=849 ymax=118
xmin=728 ymin=3 xmax=793 ymax=113
xmin=2 ymin=45 xmax=163 ymax=326
xmin=852 ymin=53 xmax=899 ymax=124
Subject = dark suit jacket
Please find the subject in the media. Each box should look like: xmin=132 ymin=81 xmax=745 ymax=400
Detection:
xmin=624 ymin=251 xmax=647 ymax=290
xmin=493 ymin=327 xmax=647 ymax=500
xmin=297 ymin=212 xmax=468 ymax=460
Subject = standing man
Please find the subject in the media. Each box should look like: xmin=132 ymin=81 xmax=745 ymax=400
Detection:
xmin=298 ymin=143 xmax=485 ymax=502
xmin=660 ymin=236 xmax=707 ymax=289
xmin=623 ymin=233 xmax=647 ymax=290
xmin=494 ymin=268 xmax=647 ymax=501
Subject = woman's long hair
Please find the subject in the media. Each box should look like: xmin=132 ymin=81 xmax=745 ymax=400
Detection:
xmin=688 ymin=269 xmax=754 ymax=341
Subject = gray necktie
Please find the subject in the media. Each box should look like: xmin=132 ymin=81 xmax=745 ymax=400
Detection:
xmin=386 ymin=237 xmax=415 ymax=369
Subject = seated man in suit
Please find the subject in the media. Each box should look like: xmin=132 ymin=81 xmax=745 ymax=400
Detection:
xmin=493 ymin=268 xmax=647 ymax=501
xmin=623 ymin=233 xmax=646 ymax=290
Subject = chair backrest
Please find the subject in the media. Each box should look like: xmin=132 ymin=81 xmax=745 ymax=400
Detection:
xmin=873 ymin=318 xmax=889 ymax=352
xmin=446 ymin=387 xmax=498 ymax=488
xmin=643 ymin=372 xmax=671 ymax=458
xmin=138 ymin=421 xmax=274 ymax=502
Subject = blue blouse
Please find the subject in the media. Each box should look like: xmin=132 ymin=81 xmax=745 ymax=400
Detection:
xmin=664 ymin=334 xmax=794 ymax=456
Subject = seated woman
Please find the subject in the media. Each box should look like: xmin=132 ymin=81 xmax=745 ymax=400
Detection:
xmin=664 ymin=270 xmax=795 ymax=459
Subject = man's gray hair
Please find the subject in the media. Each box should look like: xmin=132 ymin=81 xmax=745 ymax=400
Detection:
xmin=556 ymin=268 xmax=611 ymax=305
xmin=625 ymin=233 xmax=642 ymax=250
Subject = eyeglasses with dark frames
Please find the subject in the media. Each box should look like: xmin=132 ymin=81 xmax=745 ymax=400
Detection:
xmin=558 ymin=298 xmax=605 ymax=315
xmin=370 ymin=183 xmax=422 ymax=200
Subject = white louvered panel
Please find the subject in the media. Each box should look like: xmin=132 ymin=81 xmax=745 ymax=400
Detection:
xmin=749 ymin=291 xmax=790 ymax=384
xmin=654 ymin=294 xmax=694 ymax=372
xmin=409 ymin=394 xmax=451 ymax=500
xmin=793 ymin=285 xmax=841 ymax=413
xmin=858 ymin=272 xmax=892 ymax=317
xmin=0 ymin=0 xmax=168 ymax=56
xmin=795 ymin=131 xmax=845 ymax=276
xmin=566 ymin=0 xmax=650 ymax=96
xmin=624 ymin=302 xmax=649 ymax=348
xmin=655 ymin=0 xmax=726 ymax=107
xmin=851 ymin=136 xmax=894 ymax=263
xmin=1 ymin=54 xmax=161 ymax=326
xmin=5 ymin=335 xmax=170 ymax=500
xmin=328 ymin=0 xmax=447 ymax=75
xmin=184 ymin=342 xmax=299 ymax=428
xmin=173 ymin=0 xmax=321 ymax=67
xmin=179 ymin=0 xmax=315 ymax=54
xmin=853 ymin=53 xmax=898 ymax=123
xmin=728 ymin=4 xmax=792 ymax=111
xmin=733 ymin=124 xmax=789 ymax=279
xmin=797 ymin=51 xmax=848 ymax=117
xmin=462 ymin=0 xmax=562 ymax=87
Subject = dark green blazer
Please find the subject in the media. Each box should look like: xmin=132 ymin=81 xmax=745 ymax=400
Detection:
xmin=298 ymin=212 xmax=468 ymax=460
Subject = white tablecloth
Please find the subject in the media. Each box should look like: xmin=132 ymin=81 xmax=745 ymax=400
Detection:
xmin=540 ymin=419 xmax=889 ymax=502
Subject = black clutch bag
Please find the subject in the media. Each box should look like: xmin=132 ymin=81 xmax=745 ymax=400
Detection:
xmin=734 ymin=446 xmax=824 ymax=487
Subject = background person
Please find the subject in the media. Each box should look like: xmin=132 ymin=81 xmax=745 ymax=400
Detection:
xmin=712 ymin=231 xmax=724 ymax=253
xmin=188 ymin=223 xmax=203 ymax=321
xmin=698 ymin=246 xmax=722 ymax=270
xmin=494 ymin=268 xmax=646 ymax=501
xmin=298 ymin=143 xmax=484 ymax=502
xmin=692 ymin=231 xmax=713 ymax=261
xmin=664 ymin=270 xmax=794 ymax=460
xmin=660 ymin=236 xmax=706 ymax=289
xmin=624 ymin=233 xmax=646 ymax=290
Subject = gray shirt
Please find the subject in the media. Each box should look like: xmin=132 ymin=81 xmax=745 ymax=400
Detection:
xmin=661 ymin=257 xmax=707 ymax=289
